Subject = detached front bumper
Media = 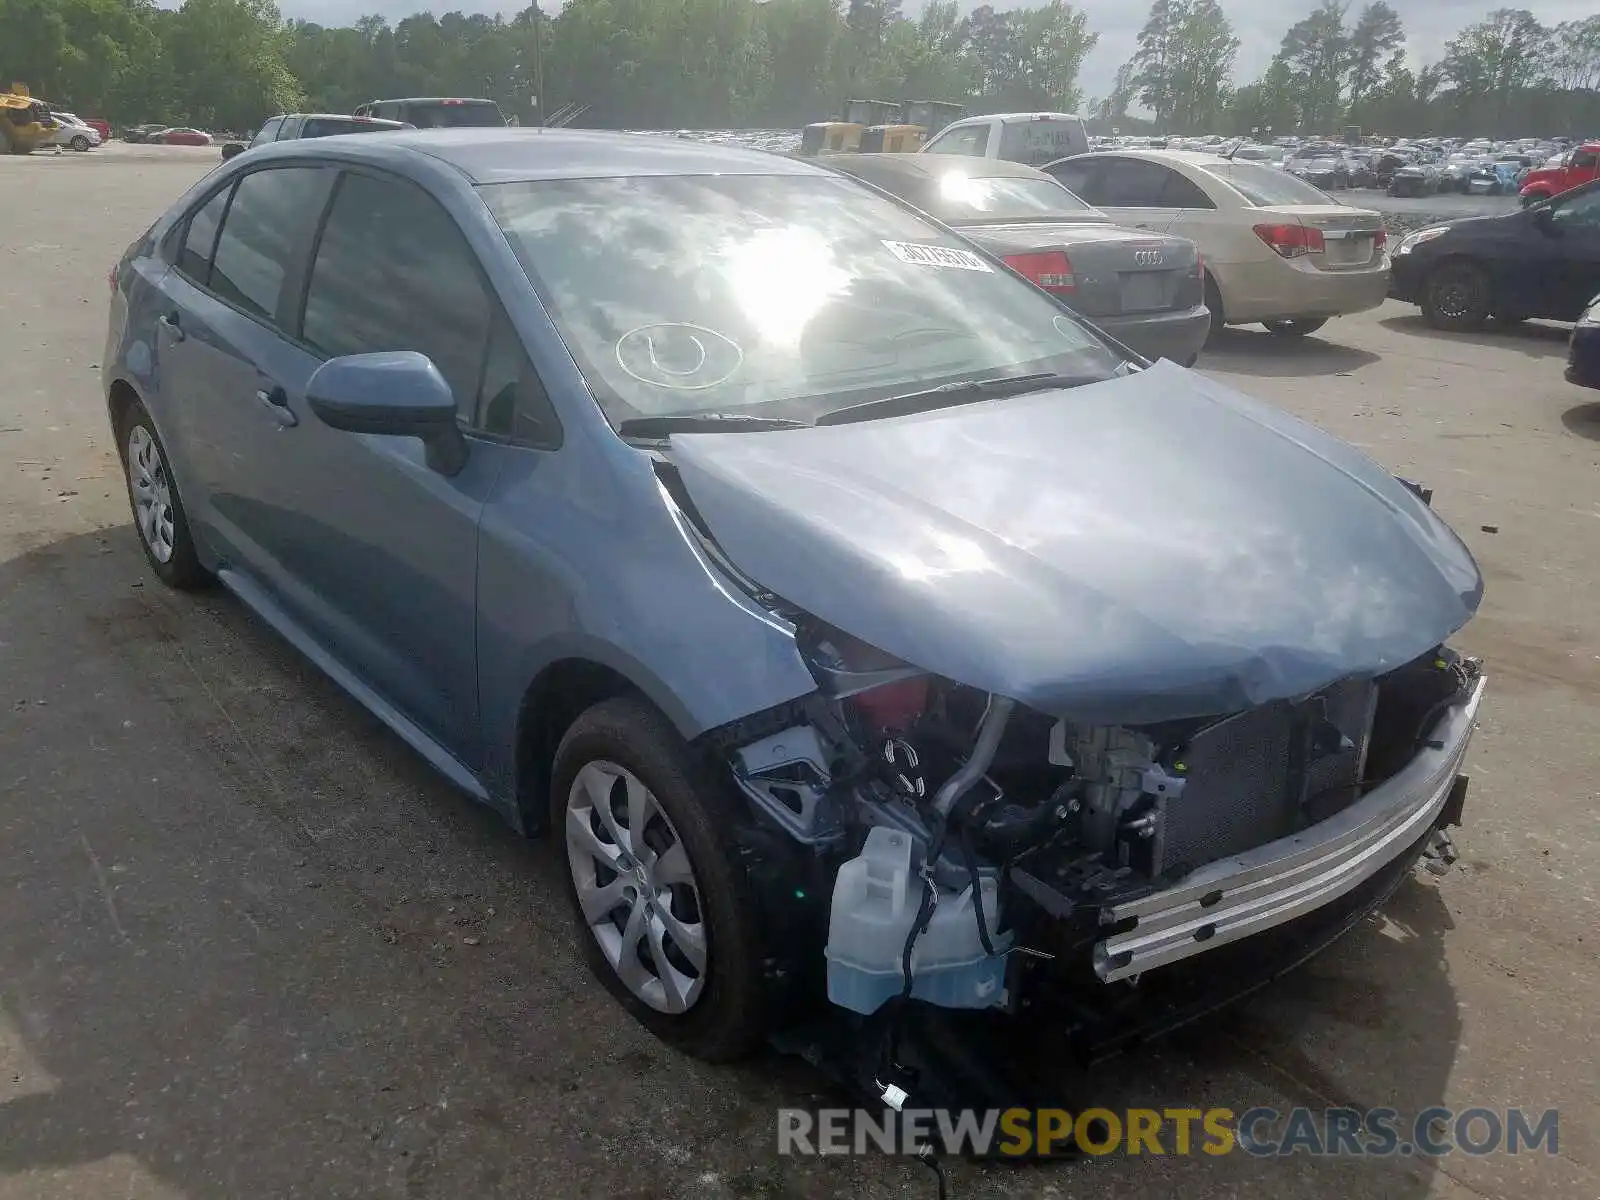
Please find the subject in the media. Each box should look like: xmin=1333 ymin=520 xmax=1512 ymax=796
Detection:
xmin=1094 ymin=674 xmax=1486 ymax=981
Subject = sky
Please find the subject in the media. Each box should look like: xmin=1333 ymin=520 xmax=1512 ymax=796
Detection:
xmin=275 ymin=0 xmax=1595 ymax=110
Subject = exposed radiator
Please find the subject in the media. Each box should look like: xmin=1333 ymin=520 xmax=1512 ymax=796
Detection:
xmin=1161 ymin=677 xmax=1378 ymax=872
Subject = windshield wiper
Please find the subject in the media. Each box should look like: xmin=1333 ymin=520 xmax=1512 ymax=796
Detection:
xmin=617 ymin=413 xmax=809 ymax=439
xmin=815 ymin=372 xmax=1100 ymax=427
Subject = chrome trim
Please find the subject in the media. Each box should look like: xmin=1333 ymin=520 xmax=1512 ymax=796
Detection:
xmin=1317 ymin=228 xmax=1379 ymax=240
xmin=1094 ymin=675 xmax=1486 ymax=982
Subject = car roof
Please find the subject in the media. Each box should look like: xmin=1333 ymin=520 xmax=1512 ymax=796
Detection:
xmin=821 ymin=152 xmax=1052 ymax=181
xmin=280 ymin=113 xmax=409 ymax=128
xmin=365 ymin=96 xmax=498 ymax=105
xmin=1075 ymin=148 xmax=1232 ymax=168
xmin=245 ymin=128 xmax=833 ymax=184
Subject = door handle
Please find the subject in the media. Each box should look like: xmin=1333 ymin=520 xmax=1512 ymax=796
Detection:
xmin=256 ymin=386 xmax=297 ymax=427
xmin=158 ymin=312 xmax=185 ymax=343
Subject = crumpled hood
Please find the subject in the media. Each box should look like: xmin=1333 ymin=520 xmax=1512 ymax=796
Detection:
xmin=669 ymin=360 xmax=1483 ymax=724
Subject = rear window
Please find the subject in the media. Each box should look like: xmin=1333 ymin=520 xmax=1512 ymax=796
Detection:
xmin=401 ymin=101 xmax=504 ymax=129
xmin=1201 ymin=162 xmax=1333 ymax=206
xmin=997 ymin=118 xmax=1086 ymax=166
xmin=482 ymin=173 xmax=1125 ymax=427
xmin=301 ymin=118 xmax=399 ymax=138
xmin=925 ymin=173 xmax=1101 ymax=223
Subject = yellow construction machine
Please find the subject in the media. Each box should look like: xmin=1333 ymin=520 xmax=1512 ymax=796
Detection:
xmin=0 ymin=83 xmax=55 ymax=154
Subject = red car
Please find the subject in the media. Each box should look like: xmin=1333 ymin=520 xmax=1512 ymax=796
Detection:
xmin=156 ymin=127 xmax=212 ymax=146
xmin=1519 ymin=142 xmax=1599 ymax=207
xmin=83 ymin=117 xmax=110 ymax=141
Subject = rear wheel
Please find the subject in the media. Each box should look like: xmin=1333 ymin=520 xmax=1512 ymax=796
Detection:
xmin=118 ymin=400 xmax=209 ymax=589
xmin=1262 ymin=318 xmax=1328 ymax=337
xmin=1520 ymin=192 xmax=1548 ymax=209
xmin=552 ymin=696 xmax=769 ymax=1062
xmin=1421 ymin=261 xmax=1491 ymax=332
xmin=1204 ymin=275 xmax=1226 ymax=343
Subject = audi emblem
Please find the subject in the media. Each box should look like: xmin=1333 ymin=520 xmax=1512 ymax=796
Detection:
xmin=1133 ymin=249 xmax=1164 ymax=267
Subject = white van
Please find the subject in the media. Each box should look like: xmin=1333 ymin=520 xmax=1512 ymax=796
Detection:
xmin=918 ymin=112 xmax=1090 ymax=166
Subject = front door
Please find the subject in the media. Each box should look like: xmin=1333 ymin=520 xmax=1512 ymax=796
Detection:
xmin=243 ymin=167 xmax=509 ymax=765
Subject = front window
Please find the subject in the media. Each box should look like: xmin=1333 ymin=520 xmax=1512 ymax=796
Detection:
xmin=924 ymin=173 xmax=1102 ymax=223
xmin=482 ymin=173 xmax=1126 ymax=428
xmin=1201 ymin=161 xmax=1334 ymax=206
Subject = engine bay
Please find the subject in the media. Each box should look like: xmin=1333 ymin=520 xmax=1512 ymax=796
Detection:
xmin=719 ymin=620 xmax=1482 ymax=1018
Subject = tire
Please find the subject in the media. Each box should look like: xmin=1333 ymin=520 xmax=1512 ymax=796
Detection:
xmin=116 ymin=399 xmax=209 ymax=589
xmin=1521 ymin=192 xmax=1547 ymax=209
xmin=1420 ymin=261 xmax=1491 ymax=332
xmin=551 ymin=696 xmax=769 ymax=1062
xmin=1204 ymin=275 xmax=1226 ymax=343
xmin=71 ymin=134 xmax=90 ymax=151
xmin=1262 ymin=318 xmax=1328 ymax=337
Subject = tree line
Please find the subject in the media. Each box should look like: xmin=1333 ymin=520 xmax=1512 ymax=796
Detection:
xmin=2 ymin=0 xmax=1596 ymax=137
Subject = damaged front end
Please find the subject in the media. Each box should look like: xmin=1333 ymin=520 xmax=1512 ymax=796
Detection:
xmin=714 ymin=621 xmax=1484 ymax=1036
xmin=654 ymin=362 xmax=1487 ymax=1057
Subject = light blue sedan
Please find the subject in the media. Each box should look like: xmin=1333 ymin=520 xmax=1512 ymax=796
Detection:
xmin=104 ymin=129 xmax=1486 ymax=1068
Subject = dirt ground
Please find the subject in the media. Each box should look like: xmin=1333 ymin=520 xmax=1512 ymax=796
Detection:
xmin=1 ymin=143 xmax=1596 ymax=1200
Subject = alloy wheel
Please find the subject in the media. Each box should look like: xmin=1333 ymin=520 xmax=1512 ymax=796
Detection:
xmin=564 ymin=760 xmax=708 ymax=1014
xmin=126 ymin=425 xmax=176 ymax=563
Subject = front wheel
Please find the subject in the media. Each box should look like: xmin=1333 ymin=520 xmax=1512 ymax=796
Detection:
xmin=1521 ymin=193 xmax=1548 ymax=209
xmin=71 ymin=134 xmax=91 ymax=151
xmin=1262 ymin=318 xmax=1328 ymax=337
xmin=1421 ymin=261 xmax=1491 ymax=332
xmin=552 ymin=697 xmax=770 ymax=1062
xmin=118 ymin=401 xmax=209 ymax=589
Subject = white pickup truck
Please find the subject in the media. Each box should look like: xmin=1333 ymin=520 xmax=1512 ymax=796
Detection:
xmin=920 ymin=111 xmax=1090 ymax=166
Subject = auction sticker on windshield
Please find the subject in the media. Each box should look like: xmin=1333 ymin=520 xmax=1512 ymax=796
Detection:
xmin=882 ymin=241 xmax=993 ymax=272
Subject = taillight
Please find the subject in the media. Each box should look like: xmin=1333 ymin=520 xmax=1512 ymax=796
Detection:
xmin=1373 ymin=229 xmax=1388 ymax=250
xmin=1193 ymin=252 xmax=1205 ymax=277
xmin=1252 ymin=223 xmax=1325 ymax=258
xmin=1002 ymin=249 xmax=1075 ymax=294
xmin=107 ymin=264 xmax=117 ymax=295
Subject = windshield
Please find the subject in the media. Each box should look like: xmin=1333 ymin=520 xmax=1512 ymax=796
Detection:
xmin=1201 ymin=161 xmax=1334 ymax=206
xmin=402 ymin=101 xmax=503 ymax=129
xmin=482 ymin=173 xmax=1124 ymax=428
xmin=303 ymin=118 xmax=401 ymax=138
xmin=925 ymin=173 xmax=1101 ymax=223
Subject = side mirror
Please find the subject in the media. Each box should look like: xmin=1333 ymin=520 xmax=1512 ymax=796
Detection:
xmin=306 ymin=351 xmax=468 ymax=475
xmin=220 ymin=142 xmax=245 ymax=160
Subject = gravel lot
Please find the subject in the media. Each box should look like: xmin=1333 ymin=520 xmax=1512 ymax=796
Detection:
xmin=2 ymin=143 xmax=1596 ymax=1200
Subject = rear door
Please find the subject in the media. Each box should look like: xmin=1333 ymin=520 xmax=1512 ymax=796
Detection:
xmin=1054 ymin=156 xmax=1185 ymax=232
xmin=152 ymin=166 xmax=336 ymax=567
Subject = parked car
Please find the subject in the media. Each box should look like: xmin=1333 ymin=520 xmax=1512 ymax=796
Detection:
xmin=1519 ymin=141 xmax=1598 ymax=206
xmin=1389 ymin=158 xmax=1443 ymax=196
xmin=819 ymin=153 xmax=1209 ymax=365
xmin=1285 ymin=150 xmax=1350 ymax=190
xmin=45 ymin=110 xmax=102 ymax=151
xmin=1389 ymin=179 xmax=1600 ymax=330
xmin=221 ymin=112 xmax=410 ymax=159
xmin=105 ymin=129 xmax=1485 ymax=1067
xmin=82 ymin=116 xmax=111 ymax=141
xmin=916 ymin=111 xmax=1090 ymax=166
xmin=353 ymin=96 xmax=505 ymax=128
xmin=1041 ymin=149 xmax=1389 ymax=339
xmin=124 ymin=124 xmax=167 ymax=144
xmin=153 ymin=127 xmax=211 ymax=146
xmin=1226 ymin=143 xmax=1287 ymax=166
xmin=1568 ymin=292 xmax=1600 ymax=390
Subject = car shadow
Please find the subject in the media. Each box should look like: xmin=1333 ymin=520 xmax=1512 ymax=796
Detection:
xmin=0 ymin=525 xmax=1462 ymax=1198
xmin=1560 ymin=401 xmax=1600 ymax=440
xmin=1199 ymin=326 xmax=1381 ymax=378
xmin=1379 ymin=313 xmax=1572 ymax=360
